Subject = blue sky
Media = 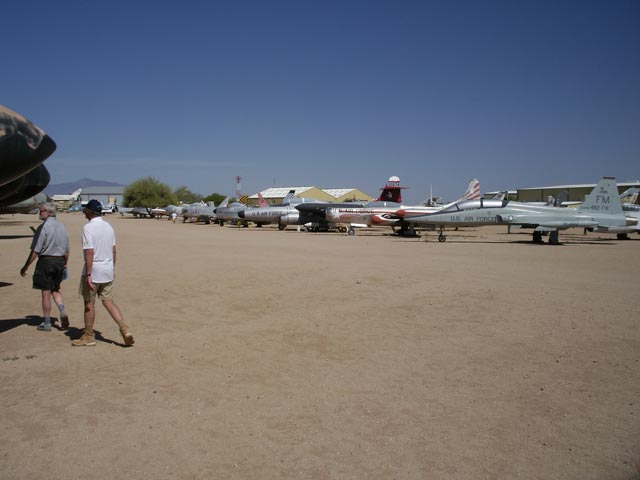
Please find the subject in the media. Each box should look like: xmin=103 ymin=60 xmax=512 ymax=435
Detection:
xmin=5 ymin=0 xmax=639 ymax=203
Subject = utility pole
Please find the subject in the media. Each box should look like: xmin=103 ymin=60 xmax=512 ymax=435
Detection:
xmin=235 ymin=176 xmax=242 ymax=199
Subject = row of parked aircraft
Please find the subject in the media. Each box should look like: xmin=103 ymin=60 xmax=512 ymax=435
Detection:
xmin=127 ymin=176 xmax=639 ymax=246
xmin=2 ymin=106 xmax=637 ymax=246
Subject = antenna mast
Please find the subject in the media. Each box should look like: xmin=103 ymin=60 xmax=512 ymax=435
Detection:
xmin=235 ymin=176 xmax=242 ymax=199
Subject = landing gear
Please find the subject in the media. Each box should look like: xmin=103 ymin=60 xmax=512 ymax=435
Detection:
xmin=348 ymin=227 xmax=355 ymax=236
xmin=395 ymin=224 xmax=418 ymax=237
xmin=617 ymin=233 xmax=629 ymax=240
xmin=278 ymin=223 xmax=286 ymax=231
xmin=533 ymin=231 xmax=543 ymax=244
xmin=438 ymin=227 xmax=446 ymax=242
xmin=548 ymin=231 xmax=559 ymax=245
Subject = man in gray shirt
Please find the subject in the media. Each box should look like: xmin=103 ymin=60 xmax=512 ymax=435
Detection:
xmin=20 ymin=202 xmax=70 ymax=331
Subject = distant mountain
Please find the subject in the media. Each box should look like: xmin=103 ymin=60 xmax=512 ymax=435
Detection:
xmin=44 ymin=178 xmax=124 ymax=196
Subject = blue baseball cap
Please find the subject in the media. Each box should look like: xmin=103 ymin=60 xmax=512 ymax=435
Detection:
xmin=84 ymin=199 xmax=103 ymax=213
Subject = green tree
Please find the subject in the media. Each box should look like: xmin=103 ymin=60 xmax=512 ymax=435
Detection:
xmin=202 ymin=193 xmax=227 ymax=205
xmin=123 ymin=177 xmax=177 ymax=207
xmin=174 ymin=186 xmax=202 ymax=204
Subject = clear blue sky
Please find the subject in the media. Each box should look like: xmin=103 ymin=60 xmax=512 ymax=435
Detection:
xmin=4 ymin=0 xmax=639 ymax=203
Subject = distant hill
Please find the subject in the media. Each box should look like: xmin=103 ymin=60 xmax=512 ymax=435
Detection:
xmin=44 ymin=178 xmax=124 ymax=196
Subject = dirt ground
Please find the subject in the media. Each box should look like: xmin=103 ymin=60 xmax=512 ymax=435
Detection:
xmin=1 ymin=212 xmax=639 ymax=480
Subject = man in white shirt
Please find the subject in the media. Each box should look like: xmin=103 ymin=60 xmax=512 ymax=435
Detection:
xmin=72 ymin=199 xmax=134 ymax=347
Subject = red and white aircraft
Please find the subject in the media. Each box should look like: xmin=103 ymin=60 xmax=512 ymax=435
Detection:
xmin=325 ymin=177 xmax=480 ymax=235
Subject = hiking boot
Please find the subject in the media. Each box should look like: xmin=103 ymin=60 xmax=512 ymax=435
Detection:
xmin=72 ymin=333 xmax=96 ymax=347
xmin=60 ymin=313 xmax=70 ymax=330
xmin=121 ymin=330 xmax=135 ymax=347
xmin=36 ymin=322 xmax=51 ymax=332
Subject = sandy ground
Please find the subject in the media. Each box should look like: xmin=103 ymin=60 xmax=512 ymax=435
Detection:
xmin=1 ymin=212 xmax=639 ymax=480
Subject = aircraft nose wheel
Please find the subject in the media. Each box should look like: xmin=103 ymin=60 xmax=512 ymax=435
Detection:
xmin=438 ymin=228 xmax=446 ymax=242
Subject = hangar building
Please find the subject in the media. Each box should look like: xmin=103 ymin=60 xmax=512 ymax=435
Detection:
xmin=516 ymin=180 xmax=640 ymax=203
xmin=247 ymin=186 xmax=372 ymax=206
xmin=79 ymin=186 xmax=126 ymax=207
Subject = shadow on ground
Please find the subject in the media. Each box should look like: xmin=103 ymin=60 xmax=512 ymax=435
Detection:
xmin=64 ymin=327 xmax=129 ymax=348
xmin=0 ymin=315 xmax=43 ymax=333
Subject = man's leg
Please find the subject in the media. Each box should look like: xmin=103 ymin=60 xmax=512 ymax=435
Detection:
xmin=83 ymin=299 xmax=96 ymax=335
xmin=51 ymin=290 xmax=69 ymax=329
xmin=72 ymin=298 xmax=96 ymax=346
xmin=37 ymin=290 xmax=52 ymax=331
xmin=102 ymin=299 xmax=134 ymax=346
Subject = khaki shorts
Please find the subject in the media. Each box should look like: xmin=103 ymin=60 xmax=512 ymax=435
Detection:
xmin=79 ymin=277 xmax=114 ymax=302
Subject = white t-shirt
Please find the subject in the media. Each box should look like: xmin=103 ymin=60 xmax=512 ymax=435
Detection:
xmin=82 ymin=217 xmax=116 ymax=283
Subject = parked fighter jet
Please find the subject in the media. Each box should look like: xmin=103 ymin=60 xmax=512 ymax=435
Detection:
xmin=325 ymin=178 xmax=480 ymax=235
xmin=396 ymin=177 xmax=637 ymax=244
xmin=181 ymin=202 xmax=213 ymax=223
xmin=129 ymin=206 xmax=155 ymax=218
xmin=0 ymin=105 xmax=56 ymax=208
xmin=587 ymin=187 xmax=640 ymax=240
xmin=51 ymin=188 xmax=82 ymax=204
xmin=215 ymin=199 xmax=249 ymax=226
xmin=181 ymin=197 xmax=228 ymax=224
xmin=294 ymin=177 xmax=409 ymax=232
xmin=237 ymin=190 xmax=314 ymax=229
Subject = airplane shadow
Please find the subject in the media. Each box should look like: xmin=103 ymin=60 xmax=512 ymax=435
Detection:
xmin=0 ymin=282 xmax=13 ymax=288
xmin=426 ymin=239 xmax=617 ymax=246
xmin=402 ymin=233 xmax=618 ymax=246
xmin=0 ymin=220 xmax=36 ymax=227
xmin=0 ymin=235 xmax=34 ymax=240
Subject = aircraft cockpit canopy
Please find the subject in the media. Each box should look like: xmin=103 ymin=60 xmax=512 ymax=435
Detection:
xmin=441 ymin=198 xmax=508 ymax=213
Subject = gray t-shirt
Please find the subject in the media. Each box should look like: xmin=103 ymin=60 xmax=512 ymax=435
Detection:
xmin=31 ymin=217 xmax=69 ymax=256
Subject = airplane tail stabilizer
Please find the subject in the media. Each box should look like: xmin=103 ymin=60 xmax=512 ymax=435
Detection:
xmin=580 ymin=177 xmax=623 ymax=215
xmin=282 ymin=190 xmax=296 ymax=205
xmin=458 ymin=178 xmax=480 ymax=202
xmin=439 ymin=178 xmax=481 ymax=210
xmin=257 ymin=192 xmax=267 ymax=207
xmin=376 ymin=182 xmax=403 ymax=203
xmin=491 ymin=191 xmax=507 ymax=201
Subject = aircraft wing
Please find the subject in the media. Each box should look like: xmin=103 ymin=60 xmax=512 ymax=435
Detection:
xmin=295 ymin=202 xmax=366 ymax=225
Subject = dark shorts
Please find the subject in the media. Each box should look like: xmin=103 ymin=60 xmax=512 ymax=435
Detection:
xmin=33 ymin=256 xmax=65 ymax=292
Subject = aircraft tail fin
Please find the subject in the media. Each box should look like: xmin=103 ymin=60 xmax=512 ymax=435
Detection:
xmin=619 ymin=187 xmax=639 ymax=205
xmin=580 ymin=177 xmax=623 ymax=214
xmin=282 ymin=189 xmax=296 ymax=205
xmin=257 ymin=192 xmax=268 ymax=207
xmin=376 ymin=177 xmax=404 ymax=203
xmin=218 ymin=196 xmax=230 ymax=208
xmin=491 ymin=190 xmax=507 ymax=201
xmin=457 ymin=178 xmax=481 ymax=202
xmin=438 ymin=179 xmax=481 ymax=210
